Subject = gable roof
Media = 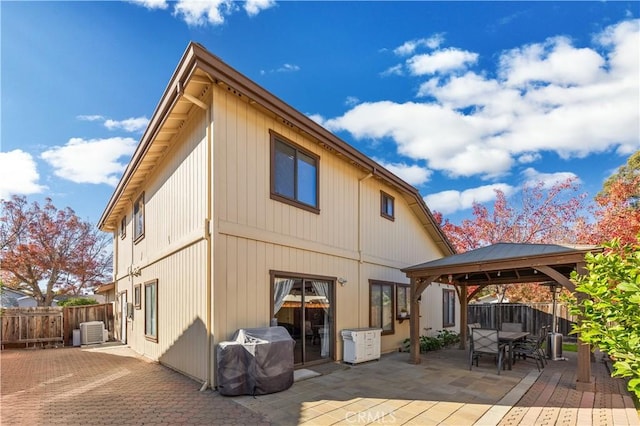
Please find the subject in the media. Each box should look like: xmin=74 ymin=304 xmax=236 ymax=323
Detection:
xmin=403 ymin=242 xmax=602 ymax=286
xmin=97 ymin=42 xmax=454 ymax=256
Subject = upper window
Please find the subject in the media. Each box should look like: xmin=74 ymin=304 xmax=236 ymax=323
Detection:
xmin=270 ymin=131 xmax=319 ymax=213
xmin=133 ymin=193 xmax=145 ymax=242
xmin=145 ymin=279 xmax=158 ymax=342
xmin=369 ymin=280 xmax=395 ymax=335
xmin=120 ymin=216 xmax=126 ymax=239
xmin=380 ymin=191 xmax=395 ymax=221
xmin=443 ymin=288 xmax=456 ymax=327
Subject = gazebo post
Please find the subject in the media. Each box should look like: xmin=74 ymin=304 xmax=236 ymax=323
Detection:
xmin=459 ymin=284 xmax=468 ymax=350
xmin=409 ymin=277 xmax=421 ymax=364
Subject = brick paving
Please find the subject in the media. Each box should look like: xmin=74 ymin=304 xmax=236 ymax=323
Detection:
xmin=0 ymin=344 xmax=269 ymax=425
xmin=1 ymin=343 xmax=639 ymax=425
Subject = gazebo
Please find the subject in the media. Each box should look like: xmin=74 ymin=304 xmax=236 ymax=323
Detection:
xmin=402 ymin=242 xmax=603 ymax=391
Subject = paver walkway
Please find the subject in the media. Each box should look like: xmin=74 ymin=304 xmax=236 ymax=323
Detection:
xmin=1 ymin=343 xmax=638 ymax=425
xmin=231 ymin=348 xmax=639 ymax=426
xmin=0 ymin=344 xmax=269 ymax=425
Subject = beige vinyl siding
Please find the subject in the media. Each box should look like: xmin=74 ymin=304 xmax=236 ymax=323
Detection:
xmin=124 ymin=107 xmax=209 ymax=381
xmin=211 ymin=83 xmax=443 ymax=357
xmin=213 ymin=85 xmax=359 ymax=253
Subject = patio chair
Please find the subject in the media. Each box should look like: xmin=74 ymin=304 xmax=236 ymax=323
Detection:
xmin=512 ymin=327 xmax=546 ymax=371
xmin=469 ymin=328 xmax=507 ymax=375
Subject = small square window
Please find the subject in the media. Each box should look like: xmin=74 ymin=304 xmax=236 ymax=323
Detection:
xmin=133 ymin=193 xmax=145 ymax=242
xmin=380 ymin=191 xmax=395 ymax=221
xmin=120 ymin=216 xmax=126 ymax=239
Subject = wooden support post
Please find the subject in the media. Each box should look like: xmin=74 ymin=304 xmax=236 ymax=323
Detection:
xmin=409 ymin=277 xmax=421 ymax=364
xmin=459 ymin=285 xmax=468 ymax=350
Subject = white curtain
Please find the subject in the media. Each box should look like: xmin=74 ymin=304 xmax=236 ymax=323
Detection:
xmin=273 ymin=279 xmax=295 ymax=316
xmin=312 ymin=281 xmax=331 ymax=358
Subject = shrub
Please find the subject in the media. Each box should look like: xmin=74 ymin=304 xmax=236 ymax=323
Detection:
xmin=568 ymin=237 xmax=640 ymax=399
xmin=57 ymin=297 xmax=98 ymax=307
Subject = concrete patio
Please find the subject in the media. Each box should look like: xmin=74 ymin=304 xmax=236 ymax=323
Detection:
xmin=231 ymin=347 xmax=640 ymax=425
xmin=1 ymin=343 xmax=638 ymax=425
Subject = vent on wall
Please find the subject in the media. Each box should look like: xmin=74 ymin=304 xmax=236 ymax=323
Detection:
xmin=80 ymin=321 xmax=105 ymax=345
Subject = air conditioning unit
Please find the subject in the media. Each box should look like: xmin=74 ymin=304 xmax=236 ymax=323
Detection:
xmin=80 ymin=321 xmax=106 ymax=345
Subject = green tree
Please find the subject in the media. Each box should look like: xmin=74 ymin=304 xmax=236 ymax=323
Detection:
xmin=569 ymin=236 xmax=640 ymax=399
xmin=599 ymin=151 xmax=640 ymax=208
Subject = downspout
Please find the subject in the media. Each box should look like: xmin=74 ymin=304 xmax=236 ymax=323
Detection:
xmin=201 ymin=99 xmax=214 ymax=391
xmin=358 ymin=171 xmax=374 ymax=326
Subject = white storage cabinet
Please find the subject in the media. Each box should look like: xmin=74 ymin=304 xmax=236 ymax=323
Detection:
xmin=341 ymin=328 xmax=382 ymax=364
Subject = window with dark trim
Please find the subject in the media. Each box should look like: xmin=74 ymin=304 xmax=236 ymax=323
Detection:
xmin=133 ymin=193 xmax=145 ymax=242
xmin=145 ymin=279 xmax=158 ymax=342
xmin=396 ymin=285 xmax=410 ymax=319
xmin=270 ymin=131 xmax=320 ymax=213
xmin=369 ymin=280 xmax=395 ymax=335
xmin=120 ymin=216 xmax=126 ymax=239
xmin=443 ymin=288 xmax=456 ymax=327
xmin=134 ymin=284 xmax=141 ymax=309
xmin=380 ymin=191 xmax=395 ymax=221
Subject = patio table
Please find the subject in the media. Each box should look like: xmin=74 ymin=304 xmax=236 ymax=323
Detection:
xmin=499 ymin=331 xmax=529 ymax=370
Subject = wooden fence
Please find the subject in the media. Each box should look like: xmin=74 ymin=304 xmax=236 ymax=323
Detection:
xmin=63 ymin=303 xmax=114 ymax=346
xmin=1 ymin=303 xmax=114 ymax=348
xmin=468 ymin=302 xmax=578 ymax=339
xmin=1 ymin=307 xmax=63 ymax=347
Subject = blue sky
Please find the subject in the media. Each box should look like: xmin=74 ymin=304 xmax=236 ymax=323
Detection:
xmin=1 ymin=1 xmax=638 ymax=225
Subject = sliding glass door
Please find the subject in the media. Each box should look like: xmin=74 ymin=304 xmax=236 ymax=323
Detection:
xmin=273 ymin=275 xmax=333 ymax=365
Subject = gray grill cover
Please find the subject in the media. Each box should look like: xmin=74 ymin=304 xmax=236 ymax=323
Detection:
xmin=217 ymin=326 xmax=295 ymax=396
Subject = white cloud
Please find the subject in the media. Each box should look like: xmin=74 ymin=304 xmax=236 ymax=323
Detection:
xmin=424 ymin=183 xmax=515 ymax=215
xmin=521 ymin=168 xmax=580 ymax=188
xmin=381 ymin=64 xmax=404 ymax=77
xmin=345 ymin=96 xmax=360 ymax=107
xmin=407 ymin=48 xmax=479 ymax=76
xmin=306 ymin=113 xmax=326 ymax=126
xmin=77 ymin=114 xmax=104 ymax=122
xmin=0 ymin=150 xmax=46 ymax=200
xmin=128 ymin=0 xmax=168 ymax=10
xmin=131 ymin=0 xmax=275 ymax=26
xmin=261 ymin=63 xmax=301 ymax=74
xmin=244 ymin=0 xmax=276 ymax=16
xmin=499 ymin=36 xmax=606 ymax=87
xmin=41 ymin=137 xmax=137 ymax=186
xmin=104 ymin=117 xmax=149 ymax=133
xmin=173 ymin=0 xmax=235 ymax=26
xmin=374 ymin=159 xmax=432 ymax=186
xmin=328 ymin=19 xmax=640 ymax=179
xmin=393 ymin=34 xmax=445 ymax=56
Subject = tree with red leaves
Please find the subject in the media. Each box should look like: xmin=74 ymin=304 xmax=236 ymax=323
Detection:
xmin=579 ymin=152 xmax=640 ymax=245
xmin=437 ymin=178 xmax=589 ymax=302
xmin=0 ymin=196 xmax=112 ymax=306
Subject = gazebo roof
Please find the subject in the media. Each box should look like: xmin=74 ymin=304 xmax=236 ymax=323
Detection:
xmin=403 ymin=242 xmax=602 ymax=287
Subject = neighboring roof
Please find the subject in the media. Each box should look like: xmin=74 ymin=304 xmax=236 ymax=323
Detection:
xmin=403 ymin=242 xmax=603 ymax=286
xmin=95 ymin=283 xmax=115 ymax=294
xmin=97 ymin=42 xmax=454 ymax=256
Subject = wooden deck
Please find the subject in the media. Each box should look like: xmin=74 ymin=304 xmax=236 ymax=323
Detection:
xmin=498 ymin=350 xmax=639 ymax=425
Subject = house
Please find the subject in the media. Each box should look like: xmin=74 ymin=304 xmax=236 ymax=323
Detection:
xmin=0 ymin=287 xmax=61 ymax=308
xmin=97 ymin=42 xmax=458 ymax=387
xmin=94 ymin=282 xmax=116 ymax=304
